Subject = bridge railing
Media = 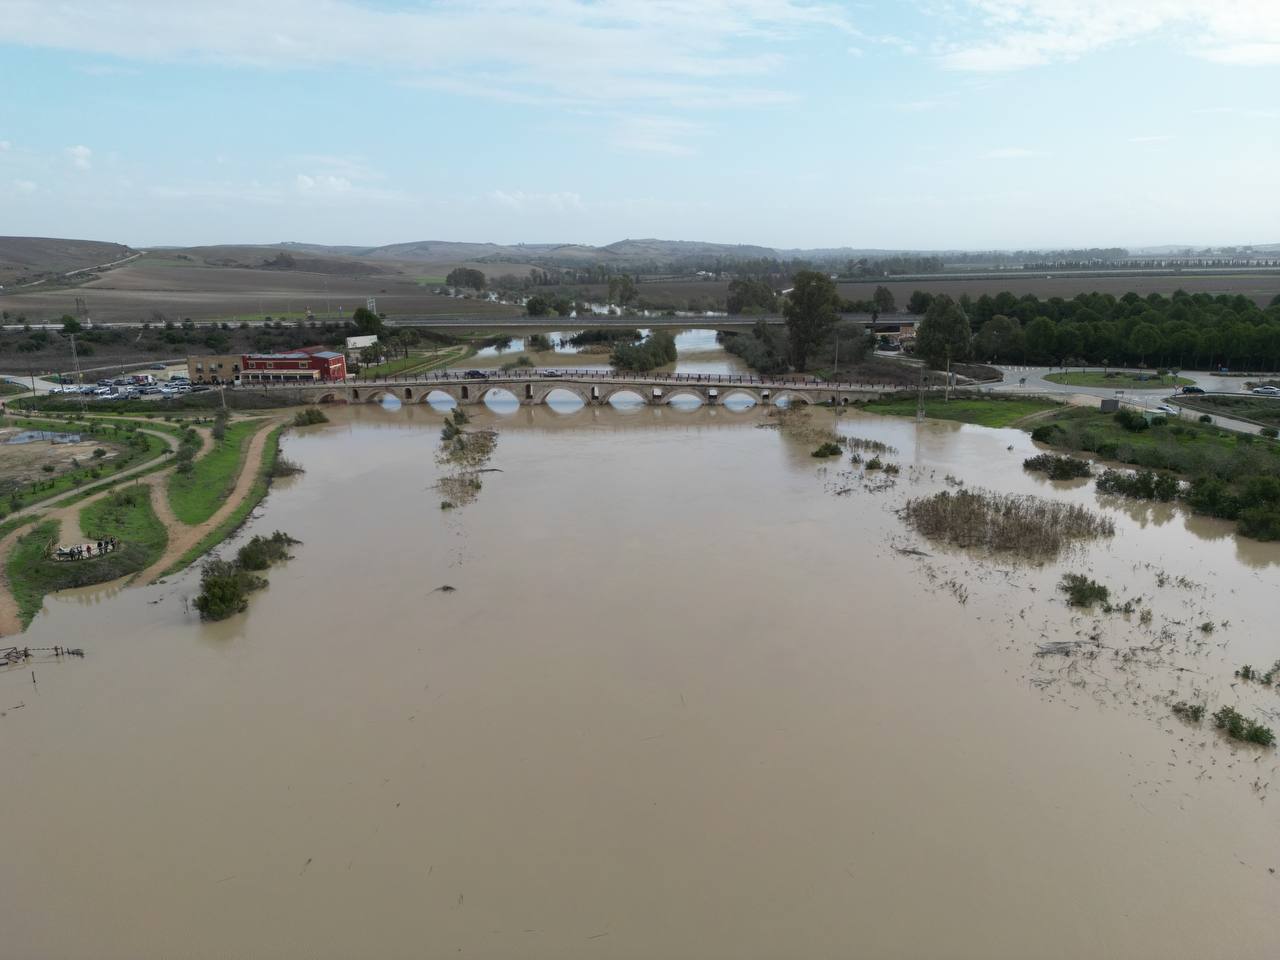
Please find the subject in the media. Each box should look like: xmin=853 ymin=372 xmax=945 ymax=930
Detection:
xmin=245 ymin=367 xmax=953 ymax=394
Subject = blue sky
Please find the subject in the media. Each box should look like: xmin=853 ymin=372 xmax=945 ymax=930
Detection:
xmin=1 ymin=0 xmax=1278 ymax=250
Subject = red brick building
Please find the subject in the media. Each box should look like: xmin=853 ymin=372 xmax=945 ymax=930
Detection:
xmin=240 ymin=346 xmax=347 ymax=384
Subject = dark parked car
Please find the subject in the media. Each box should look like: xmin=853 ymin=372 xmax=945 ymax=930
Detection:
xmin=463 ymin=369 xmax=488 ymax=379
xmin=1181 ymin=386 xmax=1205 ymax=394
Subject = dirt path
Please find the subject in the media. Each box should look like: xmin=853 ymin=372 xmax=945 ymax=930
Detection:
xmin=0 ymin=416 xmax=283 ymax=635
xmin=140 ymin=417 xmax=281 ymax=583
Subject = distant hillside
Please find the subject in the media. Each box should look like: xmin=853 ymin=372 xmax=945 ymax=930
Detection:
xmin=0 ymin=236 xmax=136 ymax=286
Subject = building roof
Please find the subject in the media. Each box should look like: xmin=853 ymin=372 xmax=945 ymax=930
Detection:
xmin=245 ymin=352 xmax=311 ymax=360
xmin=312 ymin=351 xmax=344 ymax=360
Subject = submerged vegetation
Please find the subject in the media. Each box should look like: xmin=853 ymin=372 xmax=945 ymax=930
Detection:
xmin=435 ymin=407 xmax=497 ymax=508
xmin=902 ymin=488 xmax=1115 ymax=561
xmin=1211 ymin=706 xmax=1276 ymax=748
xmin=610 ymin=330 xmax=677 ymax=372
xmin=1058 ymin=573 xmax=1110 ymax=607
xmin=1096 ymin=468 xmax=1180 ymax=501
xmin=292 ymin=408 xmax=329 ymax=427
xmin=811 ymin=441 xmax=842 ymax=458
xmin=1023 ymin=453 xmax=1092 ymax=480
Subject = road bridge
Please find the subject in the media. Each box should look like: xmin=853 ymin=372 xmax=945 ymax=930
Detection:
xmin=241 ymin=369 xmax=910 ymax=407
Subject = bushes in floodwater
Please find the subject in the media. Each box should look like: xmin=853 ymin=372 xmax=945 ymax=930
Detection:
xmin=1023 ymin=453 xmax=1092 ymax=480
xmin=1171 ymin=701 xmax=1206 ymax=723
xmin=812 ymin=442 xmax=843 ymax=458
xmin=1059 ymin=573 xmax=1109 ymax=607
xmin=236 ymin=530 xmax=299 ymax=571
xmin=568 ymin=328 xmax=642 ymax=346
xmin=194 ymin=529 xmax=299 ymax=621
xmin=1212 ymin=705 xmax=1276 ymax=747
xmin=292 ymin=408 xmax=329 ymax=426
xmin=902 ymin=488 xmax=1114 ymax=561
xmin=1096 ymin=468 xmax=1180 ymax=502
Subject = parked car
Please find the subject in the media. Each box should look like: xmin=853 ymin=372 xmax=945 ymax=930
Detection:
xmin=1181 ymin=385 xmax=1205 ymax=394
xmin=150 ymin=363 xmax=167 ymax=370
xmin=1250 ymin=386 xmax=1280 ymax=396
xmin=190 ymin=385 xmax=211 ymax=393
xmin=463 ymin=369 xmax=488 ymax=379
xmin=542 ymin=369 xmax=563 ymax=378
xmin=1156 ymin=403 xmax=1178 ymax=414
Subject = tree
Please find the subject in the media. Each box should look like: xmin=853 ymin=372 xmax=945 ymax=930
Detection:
xmin=873 ymin=285 xmax=897 ymax=315
xmin=783 ymin=271 xmax=839 ymax=371
xmin=1128 ymin=323 xmax=1162 ymax=365
xmin=726 ymin=278 xmax=778 ymax=315
xmin=1024 ymin=316 xmax=1057 ymax=363
xmin=61 ymin=315 xmax=82 ymax=334
xmin=446 ymin=267 xmax=486 ymax=291
xmin=974 ymin=314 xmax=1021 ymax=362
xmin=525 ymin=295 xmax=550 ymax=317
xmin=608 ymin=274 xmax=638 ymax=307
xmin=913 ymin=294 xmax=972 ymax=369
xmin=351 ymin=306 xmax=383 ymax=337
xmin=907 ymin=290 xmax=934 ymax=315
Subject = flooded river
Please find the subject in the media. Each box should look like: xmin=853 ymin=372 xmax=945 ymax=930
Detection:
xmin=2 ymin=404 xmax=1278 ymax=958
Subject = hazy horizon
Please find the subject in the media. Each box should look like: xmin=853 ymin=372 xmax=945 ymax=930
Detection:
xmin=1 ymin=1 xmax=1278 ymax=249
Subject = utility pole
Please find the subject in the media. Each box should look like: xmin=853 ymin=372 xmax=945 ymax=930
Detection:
xmin=833 ymin=330 xmax=839 ymax=380
xmin=944 ymin=344 xmax=952 ymax=403
xmin=69 ymin=333 xmax=87 ymax=414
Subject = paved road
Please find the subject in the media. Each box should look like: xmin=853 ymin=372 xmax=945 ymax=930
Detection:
xmin=988 ymin=365 xmax=1265 ymax=398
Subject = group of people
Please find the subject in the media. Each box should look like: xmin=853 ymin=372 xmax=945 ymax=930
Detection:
xmin=54 ymin=536 xmax=119 ymax=561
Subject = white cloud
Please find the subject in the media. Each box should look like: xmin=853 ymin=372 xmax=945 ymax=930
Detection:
xmin=0 ymin=0 xmax=856 ymax=108
xmin=488 ymin=190 xmax=585 ymax=214
xmin=296 ymin=173 xmax=352 ymax=195
xmin=980 ymin=146 xmax=1043 ymax=160
xmin=937 ymin=1 xmax=1280 ymax=71
xmin=66 ymin=144 xmax=92 ymax=169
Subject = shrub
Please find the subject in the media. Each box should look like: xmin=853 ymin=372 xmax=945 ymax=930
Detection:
xmin=865 ymin=456 xmax=884 ymax=470
xmin=92 ymin=447 xmax=106 ymax=459
xmin=1171 ymin=701 xmax=1206 ymax=723
xmin=1114 ymin=408 xmax=1150 ymax=432
xmin=1096 ymin=468 xmax=1179 ymax=501
xmin=1262 ymin=427 xmax=1279 ymax=439
xmin=236 ymin=531 xmax=299 ymax=571
xmin=193 ymin=559 xmax=266 ymax=621
xmin=270 ymin=456 xmax=304 ymax=478
xmin=1023 ymin=454 xmax=1091 ymax=480
xmin=292 ymin=408 xmax=329 ymax=427
xmin=811 ymin=441 xmax=843 ymax=458
xmin=1198 ymin=414 xmax=1212 ymax=423
xmin=883 ymin=462 xmax=900 ymax=475
xmin=1059 ymin=573 xmax=1109 ymax=607
xmin=1212 ymin=705 xmax=1276 ymax=747
xmin=1031 ymin=424 xmax=1063 ymax=444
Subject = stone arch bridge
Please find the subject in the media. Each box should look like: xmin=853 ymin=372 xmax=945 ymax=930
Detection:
xmin=243 ymin=371 xmax=904 ymax=407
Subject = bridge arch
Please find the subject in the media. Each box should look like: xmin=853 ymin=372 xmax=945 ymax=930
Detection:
xmin=532 ymin=383 xmax=591 ymax=406
xmin=661 ymin=387 xmax=708 ymax=406
xmin=601 ymin=386 xmax=648 ymax=406
xmin=421 ymin=388 xmax=458 ymax=408
xmin=772 ymin=390 xmax=813 ymax=406
xmin=720 ymin=388 xmax=762 ymax=408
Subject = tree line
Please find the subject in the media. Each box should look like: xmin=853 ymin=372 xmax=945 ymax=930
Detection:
xmin=911 ymin=289 xmax=1280 ymax=371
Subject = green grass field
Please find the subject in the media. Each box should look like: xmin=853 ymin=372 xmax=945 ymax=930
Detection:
xmin=1044 ymin=371 xmax=1192 ymax=389
xmin=8 ymin=489 xmax=166 ymax=626
xmin=862 ymin=395 xmax=1061 ymax=428
xmin=1035 ymin=405 xmax=1278 ymax=467
xmin=0 ymin=381 xmax=25 ymax=397
xmin=166 ymin=419 xmax=262 ymax=525
xmin=360 ymin=344 xmax=472 ymax=378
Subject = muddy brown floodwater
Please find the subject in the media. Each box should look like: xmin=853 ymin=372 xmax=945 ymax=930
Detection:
xmin=2 ymin=403 xmax=1279 ymax=959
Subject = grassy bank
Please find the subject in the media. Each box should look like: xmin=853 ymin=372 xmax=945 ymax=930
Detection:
xmin=7 ymin=493 xmax=166 ymax=627
xmin=1044 ymin=371 xmax=1192 ymax=389
xmin=862 ymin=394 xmax=1060 ymax=428
xmin=167 ymin=419 xmax=262 ymax=525
xmin=1177 ymin=395 xmax=1280 ymax=428
xmin=159 ymin=426 xmax=282 ymax=578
